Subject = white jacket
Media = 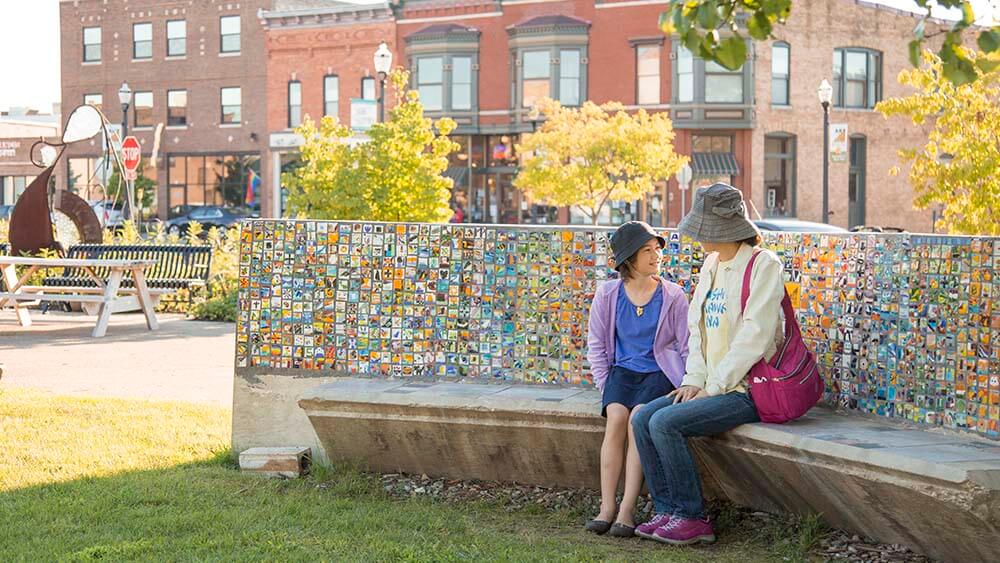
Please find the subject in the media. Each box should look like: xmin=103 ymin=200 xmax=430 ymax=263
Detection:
xmin=681 ymin=243 xmax=785 ymax=396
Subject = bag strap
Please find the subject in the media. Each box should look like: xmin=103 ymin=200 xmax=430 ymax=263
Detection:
xmin=739 ymin=250 xmax=802 ymax=357
xmin=739 ymin=250 xmax=761 ymax=314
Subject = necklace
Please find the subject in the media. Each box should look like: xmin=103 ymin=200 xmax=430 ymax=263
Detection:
xmin=636 ymin=305 xmax=644 ymax=317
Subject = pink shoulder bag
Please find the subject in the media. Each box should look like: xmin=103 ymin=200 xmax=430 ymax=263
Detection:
xmin=740 ymin=251 xmax=824 ymax=423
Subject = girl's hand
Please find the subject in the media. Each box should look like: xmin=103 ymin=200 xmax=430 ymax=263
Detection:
xmin=668 ymin=385 xmax=708 ymax=403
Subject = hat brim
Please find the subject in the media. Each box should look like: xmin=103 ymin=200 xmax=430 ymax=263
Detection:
xmin=614 ymin=233 xmax=665 ymax=267
xmin=678 ymin=213 xmax=760 ymax=243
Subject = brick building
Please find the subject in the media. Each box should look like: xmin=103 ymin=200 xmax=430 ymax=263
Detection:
xmin=259 ymin=0 xmax=396 ymax=218
xmin=0 ymin=110 xmax=62 ymax=208
xmin=60 ymin=0 xmax=272 ymax=219
xmin=751 ymin=1 xmax=946 ymax=231
xmin=57 ymin=0 xmax=948 ymax=230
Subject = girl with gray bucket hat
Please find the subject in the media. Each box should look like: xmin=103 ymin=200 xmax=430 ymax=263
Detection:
xmin=631 ymin=183 xmax=786 ymax=546
xmin=584 ymin=221 xmax=690 ymax=538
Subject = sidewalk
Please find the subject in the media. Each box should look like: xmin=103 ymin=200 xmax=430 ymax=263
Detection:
xmin=0 ymin=311 xmax=234 ymax=407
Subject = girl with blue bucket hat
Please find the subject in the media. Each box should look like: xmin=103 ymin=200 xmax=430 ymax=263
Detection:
xmin=584 ymin=220 xmax=690 ymax=537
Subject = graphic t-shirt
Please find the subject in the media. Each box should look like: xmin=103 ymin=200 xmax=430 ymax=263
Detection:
xmin=704 ymin=267 xmax=732 ymax=378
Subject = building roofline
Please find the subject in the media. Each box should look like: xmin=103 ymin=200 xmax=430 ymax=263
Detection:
xmin=259 ymin=1 xmax=395 ymax=28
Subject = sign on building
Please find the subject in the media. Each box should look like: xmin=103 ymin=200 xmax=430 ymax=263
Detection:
xmin=350 ymin=98 xmax=377 ymax=131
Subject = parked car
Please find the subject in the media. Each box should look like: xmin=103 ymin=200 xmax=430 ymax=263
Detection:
xmin=754 ymin=219 xmax=849 ymax=233
xmin=165 ymin=206 xmax=251 ymax=235
xmin=89 ymin=200 xmax=126 ymax=229
xmin=850 ymin=225 xmax=908 ymax=233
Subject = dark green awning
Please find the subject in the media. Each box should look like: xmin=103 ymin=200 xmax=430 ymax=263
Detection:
xmin=692 ymin=152 xmax=741 ymax=176
xmin=444 ymin=167 xmax=469 ymax=187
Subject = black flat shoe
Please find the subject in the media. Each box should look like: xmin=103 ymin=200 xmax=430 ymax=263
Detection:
xmin=584 ymin=519 xmax=613 ymax=534
xmin=608 ymin=523 xmax=635 ymax=538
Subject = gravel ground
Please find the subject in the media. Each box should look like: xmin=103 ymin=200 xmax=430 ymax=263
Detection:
xmin=367 ymin=472 xmax=931 ymax=563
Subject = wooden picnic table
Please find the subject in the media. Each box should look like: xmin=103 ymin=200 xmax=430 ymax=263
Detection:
xmin=0 ymin=256 xmax=159 ymax=338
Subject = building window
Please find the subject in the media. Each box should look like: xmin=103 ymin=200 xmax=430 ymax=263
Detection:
xmin=772 ymin=42 xmax=790 ymax=106
xmin=833 ymin=48 xmax=881 ymax=109
xmin=764 ymin=134 xmax=795 ymax=217
xmin=167 ymin=154 xmax=260 ymax=211
xmin=676 ymin=46 xmax=694 ymax=103
xmin=133 ymin=23 xmax=152 ymax=59
xmin=83 ymin=93 xmax=102 ymax=114
xmin=288 ymin=81 xmax=302 ymax=128
xmin=220 ymin=15 xmax=240 ymax=54
xmin=692 ymin=134 xmax=733 ymax=153
xmin=67 ymin=157 xmax=102 ymax=200
xmin=323 ymin=75 xmax=339 ymax=117
xmin=705 ymin=60 xmax=743 ymax=103
xmin=452 ymin=56 xmax=473 ymax=111
xmin=83 ymin=27 xmax=101 ymax=62
xmin=636 ymin=44 xmax=660 ymax=105
xmin=691 ymin=134 xmax=738 ymax=186
xmin=1 ymin=175 xmax=38 ymax=205
xmin=134 ymin=91 xmax=153 ymax=128
xmin=221 ymin=87 xmax=241 ymax=124
xmin=417 ymin=57 xmax=444 ymax=111
xmin=167 ymin=90 xmax=187 ymax=127
xmin=507 ymin=15 xmax=589 ymax=114
xmin=167 ymin=20 xmax=186 ymax=57
xmin=559 ymin=49 xmax=581 ymax=106
xmin=361 ymin=77 xmax=375 ymax=100
xmin=522 ymin=51 xmax=550 ymax=108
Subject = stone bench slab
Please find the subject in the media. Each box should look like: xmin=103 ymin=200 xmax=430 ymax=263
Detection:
xmin=298 ymin=378 xmax=999 ymax=562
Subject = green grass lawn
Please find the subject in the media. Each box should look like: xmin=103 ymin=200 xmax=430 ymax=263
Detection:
xmin=0 ymin=389 xmax=820 ymax=561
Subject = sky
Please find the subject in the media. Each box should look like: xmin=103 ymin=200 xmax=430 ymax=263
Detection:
xmin=0 ymin=0 xmax=997 ymax=114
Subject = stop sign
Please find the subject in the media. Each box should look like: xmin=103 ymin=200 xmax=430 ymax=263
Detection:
xmin=122 ymin=136 xmax=141 ymax=171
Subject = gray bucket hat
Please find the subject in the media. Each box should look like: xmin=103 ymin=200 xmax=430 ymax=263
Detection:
xmin=609 ymin=221 xmax=665 ymax=268
xmin=677 ymin=183 xmax=761 ymax=242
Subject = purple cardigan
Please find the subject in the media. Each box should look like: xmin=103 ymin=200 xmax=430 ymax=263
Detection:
xmin=587 ymin=278 xmax=690 ymax=393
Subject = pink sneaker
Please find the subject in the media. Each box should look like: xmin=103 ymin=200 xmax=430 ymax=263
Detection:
xmin=635 ymin=513 xmax=671 ymax=539
xmin=651 ymin=516 xmax=716 ymax=545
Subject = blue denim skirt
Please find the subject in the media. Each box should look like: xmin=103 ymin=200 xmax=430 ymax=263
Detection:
xmin=601 ymin=365 xmax=675 ymax=417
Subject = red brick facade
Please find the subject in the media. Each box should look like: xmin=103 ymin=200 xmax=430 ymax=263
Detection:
xmin=57 ymin=0 xmax=954 ymax=230
xmin=60 ymin=0 xmax=271 ymax=219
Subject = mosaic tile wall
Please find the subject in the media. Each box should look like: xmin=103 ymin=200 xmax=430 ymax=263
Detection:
xmin=236 ymin=221 xmax=999 ymax=439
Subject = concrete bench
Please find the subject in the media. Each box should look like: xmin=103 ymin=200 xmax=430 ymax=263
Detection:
xmin=296 ymin=378 xmax=999 ymax=563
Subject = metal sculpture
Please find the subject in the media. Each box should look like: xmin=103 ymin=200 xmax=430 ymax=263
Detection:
xmin=8 ymin=104 xmax=112 ymax=256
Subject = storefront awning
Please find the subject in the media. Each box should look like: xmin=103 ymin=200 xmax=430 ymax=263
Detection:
xmin=691 ymin=152 xmax=741 ymax=176
xmin=444 ymin=166 xmax=469 ymax=187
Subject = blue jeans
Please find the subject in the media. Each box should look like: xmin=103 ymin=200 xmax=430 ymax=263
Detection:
xmin=631 ymin=392 xmax=759 ymax=519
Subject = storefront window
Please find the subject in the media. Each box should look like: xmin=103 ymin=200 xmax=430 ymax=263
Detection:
xmin=167 ymin=153 xmax=260 ymax=214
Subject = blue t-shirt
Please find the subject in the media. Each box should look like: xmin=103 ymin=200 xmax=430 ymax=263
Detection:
xmin=614 ymin=286 xmax=662 ymax=373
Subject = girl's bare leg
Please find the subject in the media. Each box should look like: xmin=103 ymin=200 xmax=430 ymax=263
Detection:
xmin=616 ymin=405 xmax=646 ymax=527
xmin=597 ymin=403 xmax=629 ymax=522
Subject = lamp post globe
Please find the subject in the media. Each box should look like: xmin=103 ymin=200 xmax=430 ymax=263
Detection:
xmin=373 ymin=42 xmax=392 ymax=75
xmin=118 ymin=82 xmax=132 ymax=138
xmin=373 ymin=42 xmax=392 ymax=123
xmin=817 ymin=79 xmax=833 ymax=224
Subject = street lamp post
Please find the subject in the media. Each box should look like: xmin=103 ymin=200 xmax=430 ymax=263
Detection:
xmin=817 ymin=79 xmax=833 ymax=224
xmin=118 ymin=82 xmax=134 ymax=222
xmin=373 ymin=42 xmax=393 ymax=123
xmin=933 ymin=152 xmax=953 ymax=233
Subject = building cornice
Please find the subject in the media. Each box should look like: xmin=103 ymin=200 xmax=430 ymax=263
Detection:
xmin=260 ymin=3 xmax=394 ymax=30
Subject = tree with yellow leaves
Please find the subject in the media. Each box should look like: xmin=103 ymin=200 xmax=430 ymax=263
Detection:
xmin=514 ymin=99 xmax=686 ymax=225
xmin=877 ymin=51 xmax=1000 ymax=235
xmin=283 ymin=69 xmax=459 ymax=223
